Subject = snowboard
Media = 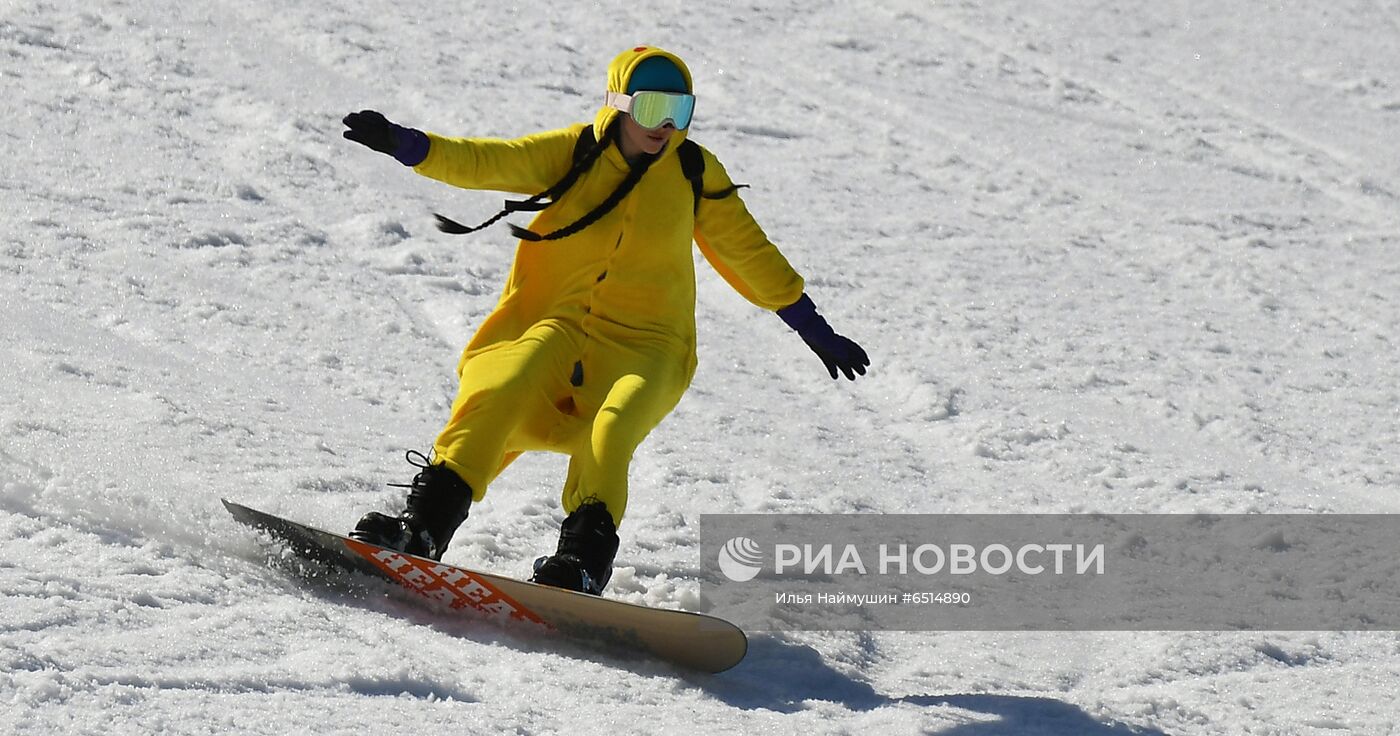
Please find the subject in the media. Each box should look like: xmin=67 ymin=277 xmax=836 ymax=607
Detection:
xmin=222 ymin=499 xmax=747 ymax=673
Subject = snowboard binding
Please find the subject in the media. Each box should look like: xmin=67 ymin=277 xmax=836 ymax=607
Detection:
xmin=530 ymin=501 xmax=619 ymax=595
xmin=350 ymin=450 xmax=472 ymax=561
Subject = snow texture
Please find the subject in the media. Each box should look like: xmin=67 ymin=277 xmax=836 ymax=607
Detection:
xmin=3 ymin=0 xmax=1399 ymax=734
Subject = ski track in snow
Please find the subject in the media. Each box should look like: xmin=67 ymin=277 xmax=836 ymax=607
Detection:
xmin=3 ymin=0 xmax=1399 ymax=734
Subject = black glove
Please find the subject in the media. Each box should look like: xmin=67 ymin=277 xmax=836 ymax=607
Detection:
xmin=777 ymin=294 xmax=870 ymax=381
xmin=342 ymin=110 xmax=429 ymax=166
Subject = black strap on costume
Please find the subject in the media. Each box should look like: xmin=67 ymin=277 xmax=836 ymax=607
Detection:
xmin=433 ymin=124 xmax=614 ymax=235
xmin=434 ymin=123 xmax=748 ymax=239
xmin=674 ymin=136 xmax=748 ymax=213
xmin=509 ymin=149 xmax=656 ymax=242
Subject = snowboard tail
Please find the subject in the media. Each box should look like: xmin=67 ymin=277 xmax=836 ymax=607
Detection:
xmin=223 ymin=499 xmax=746 ymax=673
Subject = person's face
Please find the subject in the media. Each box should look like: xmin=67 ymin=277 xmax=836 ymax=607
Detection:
xmin=619 ymin=113 xmax=676 ymax=158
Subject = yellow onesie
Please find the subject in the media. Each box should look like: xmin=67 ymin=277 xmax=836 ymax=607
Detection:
xmin=410 ymin=47 xmax=805 ymax=527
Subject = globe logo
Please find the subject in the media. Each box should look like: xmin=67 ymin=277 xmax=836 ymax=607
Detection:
xmin=718 ymin=537 xmax=764 ymax=582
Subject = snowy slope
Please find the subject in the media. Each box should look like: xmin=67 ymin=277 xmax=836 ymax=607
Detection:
xmin=3 ymin=0 xmax=1399 ymax=733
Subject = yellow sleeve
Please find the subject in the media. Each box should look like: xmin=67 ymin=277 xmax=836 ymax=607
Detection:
xmin=693 ymin=147 xmax=806 ymax=310
xmin=412 ymin=124 xmax=584 ymax=196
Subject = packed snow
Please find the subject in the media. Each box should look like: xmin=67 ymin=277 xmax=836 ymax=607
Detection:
xmin=3 ymin=0 xmax=1399 ymax=733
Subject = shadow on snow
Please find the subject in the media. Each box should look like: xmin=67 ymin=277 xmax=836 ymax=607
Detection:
xmin=694 ymin=636 xmax=1170 ymax=736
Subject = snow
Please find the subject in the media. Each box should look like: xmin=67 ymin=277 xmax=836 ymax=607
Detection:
xmin=3 ymin=0 xmax=1399 ymax=733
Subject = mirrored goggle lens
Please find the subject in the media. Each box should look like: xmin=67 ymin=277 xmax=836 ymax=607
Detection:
xmin=629 ymin=92 xmax=694 ymax=130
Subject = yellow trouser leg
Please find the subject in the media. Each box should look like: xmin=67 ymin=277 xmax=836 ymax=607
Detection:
xmin=433 ymin=323 xmax=579 ymax=499
xmin=562 ymin=357 xmax=689 ymax=528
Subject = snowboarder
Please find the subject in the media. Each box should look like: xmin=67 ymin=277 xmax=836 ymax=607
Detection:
xmin=341 ymin=46 xmax=869 ymax=595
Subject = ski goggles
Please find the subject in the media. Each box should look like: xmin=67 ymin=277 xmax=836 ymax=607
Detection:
xmin=605 ymin=90 xmax=695 ymax=131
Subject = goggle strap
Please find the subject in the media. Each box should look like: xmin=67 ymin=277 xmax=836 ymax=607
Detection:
xmin=605 ymin=90 xmax=632 ymax=113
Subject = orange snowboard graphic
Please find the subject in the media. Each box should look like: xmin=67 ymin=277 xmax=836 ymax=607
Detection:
xmin=344 ymin=538 xmax=548 ymax=628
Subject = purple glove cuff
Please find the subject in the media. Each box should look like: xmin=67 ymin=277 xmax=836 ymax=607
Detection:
xmin=391 ymin=126 xmax=430 ymax=167
xmin=777 ymin=293 xmax=824 ymax=334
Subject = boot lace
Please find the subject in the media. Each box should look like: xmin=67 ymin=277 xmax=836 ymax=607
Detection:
xmin=386 ymin=449 xmax=435 ymax=495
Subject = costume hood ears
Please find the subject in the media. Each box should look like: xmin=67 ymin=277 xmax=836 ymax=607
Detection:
xmin=593 ymin=46 xmax=695 ymax=137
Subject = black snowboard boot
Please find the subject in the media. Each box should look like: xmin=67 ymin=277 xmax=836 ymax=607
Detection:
xmin=530 ymin=501 xmax=619 ymax=595
xmin=350 ymin=451 xmax=472 ymax=561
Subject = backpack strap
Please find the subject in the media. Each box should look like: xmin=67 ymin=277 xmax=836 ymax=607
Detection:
xmin=435 ymin=124 xmax=605 ymax=234
xmin=435 ymin=125 xmax=748 ymax=235
xmin=575 ymin=128 xmax=739 ymax=217
xmin=679 ymin=138 xmax=748 ymax=214
xmin=678 ymin=139 xmax=706 ymax=213
xmin=578 ymin=131 xmax=741 ymax=214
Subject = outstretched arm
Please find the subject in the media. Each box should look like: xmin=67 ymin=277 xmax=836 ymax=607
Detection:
xmin=692 ymin=149 xmax=804 ymax=309
xmin=693 ymin=148 xmax=870 ymax=381
xmin=341 ymin=110 xmax=576 ymax=195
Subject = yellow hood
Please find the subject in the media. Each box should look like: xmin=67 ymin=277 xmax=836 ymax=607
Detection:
xmin=593 ymin=45 xmax=694 ymax=149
